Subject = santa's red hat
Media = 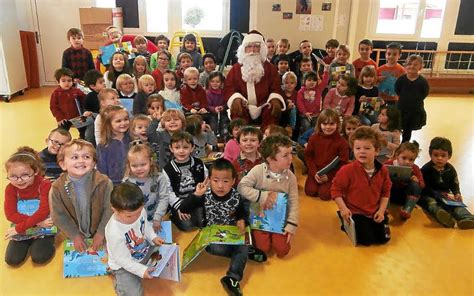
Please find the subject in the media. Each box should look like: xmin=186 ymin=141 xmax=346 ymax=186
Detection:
xmin=242 ymin=30 xmax=265 ymax=45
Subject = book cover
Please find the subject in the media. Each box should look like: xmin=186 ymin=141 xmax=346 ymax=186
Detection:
xmin=70 ymin=115 xmax=94 ymax=129
xmin=343 ymin=217 xmax=357 ymax=246
xmin=119 ymin=98 xmax=134 ymax=117
xmin=144 ymin=244 xmax=181 ymax=282
xmin=63 ymin=239 xmax=108 ymax=278
xmin=317 ymin=156 xmax=340 ymax=176
xmin=378 ymin=72 xmax=397 ymax=96
xmin=434 ymin=191 xmax=467 ymax=207
xmin=11 ymin=199 xmax=57 ymax=241
xmin=100 ymin=42 xmax=136 ymax=65
xmin=386 ymin=165 xmax=412 ymax=182
xmin=359 ymin=97 xmax=383 ymax=115
xmin=249 ymin=192 xmax=288 ymax=234
xmin=156 ymin=220 xmax=173 ymax=244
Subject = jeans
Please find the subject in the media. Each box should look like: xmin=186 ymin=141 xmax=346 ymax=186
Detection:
xmin=5 ymin=236 xmax=55 ymax=266
xmin=205 ymin=244 xmax=248 ymax=281
xmin=420 ymin=195 xmax=473 ymax=221
xmin=170 ymin=207 xmax=204 ymax=231
xmin=113 ymin=268 xmax=144 ymax=296
xmin=208 ymin=111 xmax=230 ymax=139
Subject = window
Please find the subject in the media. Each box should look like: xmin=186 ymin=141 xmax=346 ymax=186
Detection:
xmin=95 ymin=0 xmax=115 ymax=8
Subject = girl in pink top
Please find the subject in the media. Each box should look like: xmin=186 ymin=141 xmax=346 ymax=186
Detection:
xmin=223 ymin=118 xmax=246 ymax=162
xmin=323 ymin=74 xmax=358 ymax=118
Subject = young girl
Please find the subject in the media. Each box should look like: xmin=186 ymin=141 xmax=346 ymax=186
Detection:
xmin=130 ymin=114 xmax=151 ymax=142
xmin=151 ymin=50 xmax=171 ymax=90
xmin=175 ymin=53 xmax=193 ymax=83
xmin=223 ymin=118 xmax=246 ymax=162
xmin=186 ymin=114 xmax=218 ymax=158
xmin=371 ymin=105 xmax=401 ymax=163
xmin=104 ymin=51 xmax=133 ymax=89
xmin=328 ymin=44 xmax=356 ymax=88
xmin=122 ymin=143 xmax=175 ymax=230
xmin=355 ymin=65 xmax=379 ymax=125
xmin=133 ymin=74 xmax=156 ymax=115
xmin=206 ymin=71 xmax=229 ymax=139
xmin=4 ymin=147 xmax=55 ymax=266
xmin=385 ymin=141 xmax=425 ymax=219
xmin=199 ymin=53 xmax=217 ymax=88
xmin=304 ymin=108 xmax=349 ymax=200
xmin=342 ymin=116 xmax=361 ymax=161
xmin=323 ymin=74 xmax=358 ymax=118
xmin=159 ymin=70 xmax=182 ymax=110
xmin=94 ymin=88 xmax=120 ymax=146
xmin=133 ymin=55 xmax=150 ymax=82
xmin=97 ymin=105 xmax=131 ymax=184
xmin=150 ymin=35 xmax=176 ymax=70
xmin=116 ymin=74 xmax=137 ymax=99
xmin=280 ymin=71 xmax=298 ymax=133
xmin=177 ymin=33 xmax=202 ymax=69
xmin=147 ymin=94 xmax=165 ymax=123
xmin=395 ymin=54 xmax=430 ymax=143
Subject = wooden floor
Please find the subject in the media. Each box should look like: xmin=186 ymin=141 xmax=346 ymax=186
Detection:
xmin=1 ymin=88 xmax=473 ymax=296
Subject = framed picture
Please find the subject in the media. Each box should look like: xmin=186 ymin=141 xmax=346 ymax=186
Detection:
xmin=322 ymin=3 xmax=332 ymax=11
xmin=283 ymin=12 xmax=293 ymax=19
xmin=296 ymin=0 xmax=311 ymax=14
xmin=272 ymin=4 xmax=281 ymax=11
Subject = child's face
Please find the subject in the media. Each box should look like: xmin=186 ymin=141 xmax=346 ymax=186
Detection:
xmin=133 ymin=120 xmax=150 ymax=141
xmin=386 ymin=48 xmax=400 ymax=64
xmin=184 ymin=40 xmax=196 ymax=52
xmin=163 ymin=73 xmax=176 ymax=90
xmin=107 ymin=28 xmax=122 ymax=43
xmin=277 ymin=61 xmax=289 ymax=73
xmin=112 ymin=54 xmax=125 ymax=70
xmin=362 ymin=75 xmax=375 ymax=86
xmin=430 ymin=149 xmax=450 ymax=170
xmin=300 ymin=62 xmax=312 ymax=73
xmin=210 ymin=169 xmax=235 ymax=197
xmin=358 ymin=44 xmax=372 ymax=60
xmin=305 ymin=78 xmax=317 ymax=89
xmin=157 ymin=40 xmax=168 ymax=50
xmin=284 ymin=78 xmax=297 ymax=92
xmin=326 ymin=46 xmax=337 ymax=58
xmin=267 ymin=146 xmax=293 ymax=173
xmin=59 ymin=145 xmax=95 ymax=178
xmin=209 ymin=76 xmax=222 ymax=90
xmin=266 ymin=41 xmax=276 ymax=56
xmin=180 ymin=58 xmax=192 ymax=70
xmin=353 ymin=139 xmax=378 ymax=168
xmin=114 ymin=206 xmax=143 ymax=225
xmin=58 ymin=75 xmax=73 ymax=90
xmin=300 ymin=42 xmax=312 ymax=56
xmin=90 ymin=77 xmax=106 ymax=92
xmin=148 ymin=102 xmax=163 ymax=117
xmin=135 ymin=61 xmax=146 ymax=74
xmin=203 ymin=58 xmax=216 ymax=73
xmin=129 ymin=153 xmax=151 ymax=179
xmin=344 ymin=124 xmax=358 ymax=138
xmin=141 ymin=80 xmax=156 ymax=95
xmin=157 ymin=53 xmax=170 ymax=69
xmin=397 ymin=150 xmax=417 ymax=167
xmin=185 ymin=73 xmax=199 ymax=89
xmin=6 ymin=162 xmax=37 ymax=190
xmin=406 ymin=59 xmax=422 ymax=76
xmin=277 ymin=42 xmax=289 ymax=54
xmin=170 ymin=140 xmax=194 ymax=163
xmin=239 ymin=133 xmax=260 ymax=154
xmin=336 ymin=50 xmax=349 ymax=63
xmin=377 ymin=109 xmax=388 ymax=124
xmin=111 ymin=111 xmax=130 ymax=135
xmin=163 ymin=116 xmax=183 ymax=132
xmin=101 ymin=93 xmax=120 ymax=108
xmin=46 ymin=131 xmax=71 ymax=154
xmin=231 ymin=127 xmax=241 ymax=139
xmin=69 ymin=34 xmax=83 ymax=49
xmin=120 ymin=79 xmax=135 ymax=94
xmin=336 ymin=79 xmax=349 ymax=95
xmin=321 ymin=121 xmax=338 ymax=135
xmin=136 ymin=42 xmax=147 ymax=53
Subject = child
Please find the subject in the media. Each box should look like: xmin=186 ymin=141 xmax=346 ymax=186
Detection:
xmin=116 ymin=74 xmax=137 ymax=100
xmin=223 ymin=118 xmax=246 ymax=162
xmin=266 ymin=38 xmax=276 ymax=62
xmin=177 ymin=33 xmax=202 ymax=69
xmin=206 ymin=71 xmax=229 ymax=138
xmin=341 ymin=116 xmax=361 ymax=161
xmin=322 ymin=39 xmax=339 ymax=66
xmin=385 ymin=141 xmax=425 ymax=219
xmin=276 ymin=38 xmax=290 ymax=55
xmin=150 ymin=35 xmax=176 ymax=70
xmin=104 ymin=51 xmax=133 ymax=89
xmin=159 ymin=70 xmax=182 ymax=110
xmin=133 ymin=55 xmax=150 ymax=82
xmin=377 ymin=42 xmax=405 ymax=105
xmin=40 ymin=128 xmax=72 ymax=181
xmin=186 ymin=115 xmax=218 ymax=159
xmin=180 ymin=67 xmax=208 ymax=115
xmin=352 ymin=39 xmax=378 ymax=79
xmin=296 ymin=57 xmax=313 ymax=90
xmin=304 ymin=109 xmax=349 ymax=200
xmin=49 ymin=67 xmax=86 ymax=138
xmin=146 ymin=94 xmax=165 ymax=122
xmin=61 ymin=28 xmax=94 ymax=82
xmin=199 ymin=53 xmax=217 ymax=88
xmin=122 ymin=143 xmax=174 ymax=230
xmin=179 ymin=159 xmax=252 ymax=296
xmin=395 ymin=54 xmax=430 ymax=143
xmin=133 ymin=74 xmax=156 ymax=115
xmin=94 ymin=88 xmax=121 ymax=146
xmin=420 ymin=137 xmax=474 ymax=229
xmin=151 ymin=50 xmax=171 ymax=89
xmin=332 ymin=126 xmax=391 ymax=246
xmin=50 ymin=139 xmax=113 ymax=252
xmin=274 ymin=54 xmax=290 ymax=78
xmin=371 ymin=106 xmax=401 ymax=163
xmin=133 ymin=35 xmax=151 ymax=65
xmin=328 ymin=45 xmax=356 ymax=88
xmin=130 ymin=114 xmax=151 ymax=142
xmin=238 ymin=134 xmax=299 ymax=257
xmin=105 ymin=182 xmax=165 ymax=296
xmin=147 ymin=109 xmax=186 ymax=171
xmin=355 ymin=65 xmax=379 ymax=125
xmin=280 ymin=71 xmax=298 ymax=133
xmin=4 ymin=147 xmax=55 ymax=266
xmin=97 ymin=105 xmax=131 ymax=184
xmin=83 ymin=69 xmax=106 ymax=144
xmin=323 ymin=74 xmax=358 ymax=118
xmin=297 ymin=69 xmax=329 ymax=134
xmin=164 ymin=131 xmax=208 ymax=231
xmin=232 ymin=126 xmax=263 ymax=186
xmin=291 ymin=40 xmax=318 ymax=74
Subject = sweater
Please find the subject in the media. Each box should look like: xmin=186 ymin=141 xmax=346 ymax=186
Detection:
xmin=151 ymin=69 xmax=164 ymax=91
xmin=223 ymin=138 xmax=240 ymax=163
xmin=421 ymin=161 xmax=461 ymax=196
xmin=84 ymin=90 xmax=100 ymax=113
xmin=395 ymin=74 xmax=429 ymax=130
xmin=352 ymin=58 xmax=378 ymax=79
xmin=4 ymin=175 xmax=51 ymax=234
xmin=296 ymin=72 xmax=329 ymax=115
xmin=331 ymin=160 xmax=392 ymax=216
xmin=180 ymin=84 xmax=208 ymax=112
xmin=206 ymin=88 xmax=226 ymax=113
xmin=232 ymin=153 xmax=263 ymax=186
xmin=50 ymin=87 xmax=85 ymax=122
xmin=238 ymin=163 xmax=299 ymax=234
xmin=97 ymin=134 xmax=131 ymax=185
xmin=371 ymin=123 xmax=401 ymax=158
xmin=377 ymin=63 xmax=405 ymax=103
xmin=147 ymin=121 xmax=173 ymax=171
xmin=39 ymin=148 xmax=62 ymax=181
xmin=323 ymin=88 xmax=355 ymax=116
xmin=61 ymin=46 xmax=95 ymax=80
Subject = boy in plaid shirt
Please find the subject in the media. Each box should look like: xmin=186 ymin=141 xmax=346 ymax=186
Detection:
xmin=61 ymin=28 xmax=95 ymax=82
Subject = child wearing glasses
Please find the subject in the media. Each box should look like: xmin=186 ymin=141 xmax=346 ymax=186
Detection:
xmin=39 ymin=128 xmax=72 ymax=181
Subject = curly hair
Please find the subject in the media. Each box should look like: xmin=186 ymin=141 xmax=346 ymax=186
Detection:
xmin=260 ymin=134 xmax=292 ymax=160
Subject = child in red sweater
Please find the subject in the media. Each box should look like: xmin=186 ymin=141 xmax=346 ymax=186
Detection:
xmin=332 ymin=126 xmax=392 ymax=246
xmin=304 ymin=108 xmax=349 ymax=200
xmin=4 ymin=147 xmax=55 ymax=266
xmin=180 ymin=67 xmax=208 ymax=117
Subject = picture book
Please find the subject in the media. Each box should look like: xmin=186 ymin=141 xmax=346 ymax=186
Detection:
xmin=70 ymin=115 xmax=94 ymax=129
xmin=359 ymin=97 xmax=383 ymax=116
xmin=63 ymin=239 xmax=108 ymax=278
xmin=156 ymin=220 xmax=173 ymax=244
xmin=100 ymin=41 xmax=136 ymax=64
xmin=145 ymin=244 xmax=181 ymax=282
xmin=434 ymin=191 xmax=467 ymax=207
xmin=378 ymin=72 xmax=397 ymax=96
xmin=119 ymin=98 xmax=134 ymax=117
xmin=343 ymin=217 xmax=357 ymax=246
xmin=249 ymin=192 xmax=288 ymax=234
xmin=11 ymin=199 xmax=57 ymax=241
xmin=182 ymin=225 xmax=250 ymax=270
xmin=386 ymin=165 xmax=412 ymax=182
xmin=317 ymin=156 xmax=340 ymax=176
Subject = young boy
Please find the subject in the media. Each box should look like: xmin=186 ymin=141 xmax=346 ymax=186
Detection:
xmin=419 ymin=137 xmax=474 ymax=229
xmin=232 ymin=126 xmax=263 ymax=186
xmin=164 ymin=131 xmax=208 ymax=231
xmin=238 ymin=134 xmax=299 ymax=258
xmin=296 ymin=57 xmax=314 ymax=90
xmin=83 ymin=69 xmax=106 ymax=145
xmin=94 ymin=88 xmax=120 ymax=145
xmin=266 ymin=38 xmax=276 ymax=62
xmin=49 ymin=139 xmax=113 ymax=252
xmin=332 ymin=126 xmax=392 ymax=246
xmin=49 ymin=67 xmax=86 ymax=138
xmin=291 ymin=40 xmax=318 ymax=74
xmin=105 ymin=182 xmax=165 ymax=296
xmin=133 ymin=35 xmax=151 ymax=64
xmin=180 ymin=67 xmax=208 ymax=115
xmin=274 ymin=54 xmax=290 ymax=79
xmin=352 ymin=39 xmax=378 ymax=79
xmin=322 ymin=39 xmax=339 ymax=66
xmin=179 ymin=158 xmax=252 ymax=296
xmin=61 ymin=28 xmax=94 ymax=81
xmin=116 ymin=74 xmax=137 ymax=100
xmin=39 ymin=128 xmax=72 ymax=181
xmin=377 ymin=42 xmax=405 ymax=105
xmin=199 ymin=53 xmax=217 ymax=88
xmin=276 ymin=38 xmax=290 ymax=55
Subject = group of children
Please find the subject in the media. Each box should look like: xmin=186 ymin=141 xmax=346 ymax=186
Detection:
xmin=3 ymin=26 xmax=473 ymax=296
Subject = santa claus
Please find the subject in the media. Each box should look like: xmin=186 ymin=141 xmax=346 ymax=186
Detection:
xmin=224 ymin=31 xmax=285 ymax=129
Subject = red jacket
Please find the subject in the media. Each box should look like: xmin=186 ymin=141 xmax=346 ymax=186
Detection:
xmin=305 ymin=132 xmax=349 ymax=179
xmin=384 ymin=159 xmax=425 ymax=190
xmin=4 ymin=175 xmax=52 ymax=234
xmin=151 ymin=69 xmax=164 ymax=91
xmin=331 ymin=160 xmax=392 ymax=216
xmin=180 ymin=84 xmax=208 ymax=111
xmin=50 ymin=87 xmax=85 ymax=121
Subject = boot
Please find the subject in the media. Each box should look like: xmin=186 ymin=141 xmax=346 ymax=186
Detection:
xmin=434 ymin=208 xmax=455 ymax=228
xmin=400 ymin=195 xmax=419 ymax=219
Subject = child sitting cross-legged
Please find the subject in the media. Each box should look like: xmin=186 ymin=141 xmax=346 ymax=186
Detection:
xmin=40 ymin=128 xmax=72 ymax=181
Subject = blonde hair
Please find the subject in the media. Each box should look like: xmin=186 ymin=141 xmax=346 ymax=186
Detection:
xmin=130 ymin=114 xmax=151 ymax=140
xmin=160 ymin=109 xmax=186 ymax=130
xmin=133 ymin=56 xmax=150 ymax=77
xmin=282 ymin=71 xmax=297 ymax=86
xmin=133 ymin=35 xmax=147 ymax=46
xmin=358 ymin=65 xmax=377 ymax=84
xmin=138 ymin=74 xmax=156 ymax=92
xmin=5 ymin=146 xmax=44 ymax=176
xmin=125 ymin=143 xmax=159 ymax=177
xmin=57 ymin=139 xmax=96 ymax=164
xmin=184 ymin=67 xmax=199 ymax=78
xmin=342 ymin=116 xmax=361 ymax=138
xmin=98 ymin=88 xmax=118 ymax=103
xmin=100 ymin=105 xmax=129 ymax=145
xmin=116 ymin=74 xmax=134 ymax=92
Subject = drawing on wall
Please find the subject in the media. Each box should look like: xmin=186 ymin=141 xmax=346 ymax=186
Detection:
xmin=283 ymin=12 xmax=293 ymax=19
xmin=272 ymin=4 xmax=281 ymax=11
xmin=296 ymin=0 xmax=311 ymax=14
xmin=322 ymin=2 xmax=332 ymax=11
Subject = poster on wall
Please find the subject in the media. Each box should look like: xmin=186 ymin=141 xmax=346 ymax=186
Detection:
xmin=283 ymin=12 xmax=293 ymax=19
xmin=296 ymin=0 xmax=311 ymax=14
xmin=299 ymin=15 xmax=311 ymax=31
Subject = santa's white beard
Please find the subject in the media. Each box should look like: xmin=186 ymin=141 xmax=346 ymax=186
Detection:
xmin=240 ymin=54 xmax=265 ymax=84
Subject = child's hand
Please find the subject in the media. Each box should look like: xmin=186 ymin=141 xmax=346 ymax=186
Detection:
xmin=4 ymin=227 xmax=18 ymax=240
xmin=263 ymin=191 xmax=277 ymax=210
xmin=454 ymin=193 xmax=463 ymax=201
xmin=83 ymin=111 xmax=93 ymax=117
xmin=315 ymin=174 xmax=328 ymax=184
xmin=340 ymin=207 xmax=352 ymax=223
xmin=202 ymin=123 xmax=212 ymax=132
xmin=58 ymin=119 xmax=68 ymax=126
xmin=91 ymin=233 xmax=105 ymax=251
xmin=305 ymin=112 xmax=312 ymax=120
xmin=287 ymin=100 xmax=295 ymax=109
xmin=410 ymin=175 xmax=419 ymax=183
xmin=360 ymin=95 xmax=367 ymax=102
xmin=152 ymin=220 xmax=162 ymax=232
xmin=236 ymin=219 xmax=246 ymax=234
xmin=324 ymin=64 xmax=330 ymax=72
xmin=198 ymin=108 xmax=208 ymax=114
xmin=143 ymin=267 xmax=156 ymax=279
xmin=177 ymin=210 xmax=191 ymax=221
xmin=304 ymin=143 xmax=308 ymax=148
xmin=131 ymin=48 xmax=138 ymax=54
xmin=215 ymin=106 xmax=224 ymax=112
xmin=373 ymin=209 xmax=385 ymax=223
xmin=284 ymin=231 xmax=293 ymax=244
xmin=152 ymin=236 xmax=165 ymax=246
xmin=151 ymin=111 xmax=162 ymax=120
xmin=37 ymin=217 xmax=54 ymax=228
xmin=194 ymin=178 xmax=210 ymax=196
xmin=73 ymin=235 xmax=87 ymax=253
xmin=190 ymin=108 xmax=198 ymax=114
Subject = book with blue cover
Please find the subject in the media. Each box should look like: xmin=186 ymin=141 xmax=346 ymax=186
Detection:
xmin=249 ymin=192 xmax=288 ymax=234
xmin=156 ymin=220 xmax=173 ymax=243
xmin=378 ymin=72 xmax=398 ymax=97
xmin=63 ymin=239 xmax=108 ymax=278
xmin=100 ymin=41 xmax=136 ymax=64
xmin=119 ymin=98 xmax=134 ymax=117
xmin=11 ymin=199 xmax=57 ymax=241
xmin=434 ymin=191 xmax=467 ymax=207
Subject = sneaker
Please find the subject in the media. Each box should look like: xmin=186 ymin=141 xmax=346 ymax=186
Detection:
xmin=221 ymin=276 xmax=243 ymax=296
xmin=248 ymin=246 xmax=267 ymax=262
xmin=457 ymin=218 xmax=474 ymax=230
xmin=400 ymin=196 xmax=419 ymax=220
xmin=435 ymin=208 xmax=455 ymax=228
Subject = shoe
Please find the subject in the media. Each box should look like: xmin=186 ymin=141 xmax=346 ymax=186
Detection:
xmin=248 ymin=246 xmax=267 ymax=262
xmin=457 ymin=218 xmax=474 ymax=230
xmin=400 ymin=195 xmax=419 ymax=219
xmin=221 ymin=276 xmax=243 ymax=296
xmin=435 ymin=208 xmax=455 ymax=228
